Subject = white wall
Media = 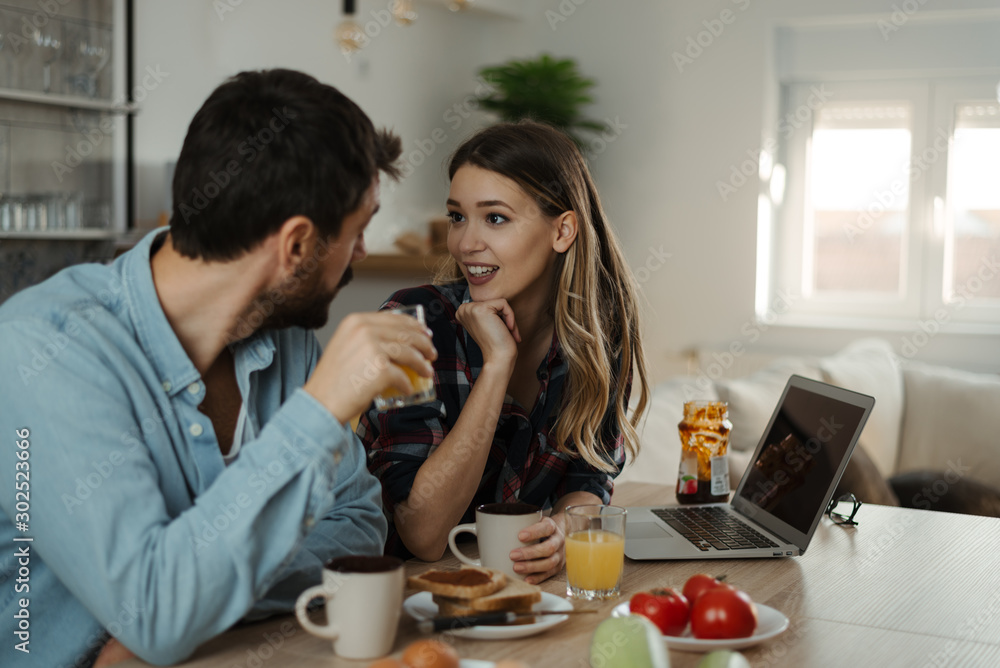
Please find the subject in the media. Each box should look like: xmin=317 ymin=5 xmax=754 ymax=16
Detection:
xmin=134 ymin=0 xmax=1000 ymax=376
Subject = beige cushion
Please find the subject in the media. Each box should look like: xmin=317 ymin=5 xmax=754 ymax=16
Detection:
xmin=896 ymin=361 xmax=1000 ymax=489
xmin=714 ymin=357 xmax=823 ymax=452
xmin=619 ymin=376 xmax=718 ymax=486
xmin=819 ymin=338 xmax=904 ymax=478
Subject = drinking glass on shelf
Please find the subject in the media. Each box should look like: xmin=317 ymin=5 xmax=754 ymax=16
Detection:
xmin=0 ymin=7 xmax=16 ymax=90
xmin=372 ymin=305 xmax=436 ymax=411
xmin=564 ymin=505 xmax=627 ymax=600
xmin=4 ymin=196 xmax=25 ymax=231
xmin=43 ymin=193 xmax=64 ymax=230
xmin=63 ymin=192 xmax=82 ymax=230
xmin=23 ymin=195 xmax=40 ymax=231
xmin=19 ymin=10 xmax=63 ymax=94
xmin=0 ymin=196 xmax=12 ymax=232
xmin=83 ymin=200 xmax=111 ymax=229
xmin=65 ymin=20 xmax=111 ymax=98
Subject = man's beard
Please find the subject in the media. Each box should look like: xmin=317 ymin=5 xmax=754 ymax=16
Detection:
xmin=258 ymin=266 xmax=354 ymax=331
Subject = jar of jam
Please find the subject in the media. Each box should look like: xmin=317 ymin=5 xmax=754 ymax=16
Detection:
xmin=675 ymin=401 xmax=732 ymax=504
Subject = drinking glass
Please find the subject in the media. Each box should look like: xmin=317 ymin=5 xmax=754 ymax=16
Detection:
xmin=565 ymin=505 xmax=627 ymax=600
xmin=21 ymin=12 xmax=63 ymax=94
xmin=372 ymin=305 xmax=436 ymax=410
xmin=65 ymin=20 xmax=111 ymax=98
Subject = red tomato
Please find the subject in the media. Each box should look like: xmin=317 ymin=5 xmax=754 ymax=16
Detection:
xmin=682 ymin=573 xmax=726 ymax=604
xmin=690 ymin=587 xmax=759 ymax=639
xmin=629 ymin=588 xmax=690 ymax=636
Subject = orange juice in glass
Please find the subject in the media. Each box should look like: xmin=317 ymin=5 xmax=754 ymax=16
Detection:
xmin=373 ymin=305 xmax=436 ymax=411
xmin=564 ymin=505 xmax=626 ymax=600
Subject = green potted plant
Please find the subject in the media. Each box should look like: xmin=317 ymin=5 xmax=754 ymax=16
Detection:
xmin=476 ymin=53 xmax=607 ymax=146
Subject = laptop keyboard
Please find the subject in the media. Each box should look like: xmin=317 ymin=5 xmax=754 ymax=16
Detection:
xmin=651 ymin=506 xmax=779 ymax=551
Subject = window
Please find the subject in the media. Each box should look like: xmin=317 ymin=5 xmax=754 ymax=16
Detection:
xmin=765 ymin=78 xmax=1000 ymax=328
xmin=946 ymin=102 xmax=1000 ymax=305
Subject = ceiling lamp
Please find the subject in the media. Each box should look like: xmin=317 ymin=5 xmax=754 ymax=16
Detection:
xmin=391 ymin=0 xmax=417 ymax=25
xmin=335 ymin=0 xmax=365 ymax=54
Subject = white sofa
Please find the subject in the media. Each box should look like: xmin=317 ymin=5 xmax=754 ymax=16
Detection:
xmin=620 ymin=338 xmax=1000 ymax=503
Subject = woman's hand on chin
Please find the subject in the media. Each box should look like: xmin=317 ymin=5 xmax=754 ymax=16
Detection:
xmin=456 ymin=299 xmax=520 ymax=368
xmin=507 ymin=515 xmax=566 ymax=585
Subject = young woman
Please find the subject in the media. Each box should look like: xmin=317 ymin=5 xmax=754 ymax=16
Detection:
xmin=357 ymin=121 xmax=649 ymax=583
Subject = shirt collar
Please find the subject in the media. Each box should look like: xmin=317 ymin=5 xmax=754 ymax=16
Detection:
xmin=120 ymin=229 xmax=275 ymax=397
xmin=121 ymin=229 xmax=201 ymax=397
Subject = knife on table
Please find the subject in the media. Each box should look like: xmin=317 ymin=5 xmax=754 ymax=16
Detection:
xmin=417 ymin=609 xmax=596 ymax=633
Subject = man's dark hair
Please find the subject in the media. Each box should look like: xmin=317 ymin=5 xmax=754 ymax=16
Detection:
xmin=169 ymin=69 xmax=401 ymax=260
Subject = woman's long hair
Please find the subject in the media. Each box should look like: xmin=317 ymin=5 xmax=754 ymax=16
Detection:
xmin=436 ymin=121 xmax=650 ymax=473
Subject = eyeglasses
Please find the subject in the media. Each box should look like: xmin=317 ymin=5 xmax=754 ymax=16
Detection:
xmin=826 ymin=493 xmax=862 ymax=526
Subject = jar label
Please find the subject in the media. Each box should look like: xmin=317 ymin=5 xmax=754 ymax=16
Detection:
xmin=676 ymin=451 xmax=699 ymax=495
xmin=710 ymin=455 xmax=729 ymax=496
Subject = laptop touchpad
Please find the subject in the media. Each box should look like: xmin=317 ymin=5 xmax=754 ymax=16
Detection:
xmin=628 ymin=522 xmax=672 ymax=539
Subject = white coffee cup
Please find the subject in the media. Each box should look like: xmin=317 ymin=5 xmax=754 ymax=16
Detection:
xmin=447 ymin=502 xmax=543 ymax=580
xmin=294 ymin=555 xmax=404 ymax=660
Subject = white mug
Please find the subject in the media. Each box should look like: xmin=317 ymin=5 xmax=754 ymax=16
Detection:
xmin=294 ymin=555 xmax=404 ymax=660
xmin=447 ymin=502 xmax=543 ymax=580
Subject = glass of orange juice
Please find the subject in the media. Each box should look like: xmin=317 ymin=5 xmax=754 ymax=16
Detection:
xmin=564 ymin=505 xmax=626 ymax=600
xmin=373 ymin=305 xmax=436 ymax=411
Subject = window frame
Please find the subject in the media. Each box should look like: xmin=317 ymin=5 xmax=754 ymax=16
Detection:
xmin=766 ymin=76 xmax=1000 ymax=330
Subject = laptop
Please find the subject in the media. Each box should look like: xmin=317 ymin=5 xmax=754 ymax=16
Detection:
xmin=625 ymin=375 xmax=875 ymax=560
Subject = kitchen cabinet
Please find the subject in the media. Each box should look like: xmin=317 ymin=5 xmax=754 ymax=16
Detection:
xmin=0 ymin=0 xmax=132 ymax=302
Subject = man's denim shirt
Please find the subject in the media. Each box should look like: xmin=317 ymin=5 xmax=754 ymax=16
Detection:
xmin=0 ymin=230 xmax=387 ymax=667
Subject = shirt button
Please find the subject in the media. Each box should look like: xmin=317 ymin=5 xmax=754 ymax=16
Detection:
xmin=189 ymin=423 xmax=203 ymax=437
xmin=304 ymin=517 xmax=315 ymax=529
xmin=161 ymin=381 xmax=172 ymax=392
xmin=334 ymin=451 xmax=343 ymax=464
xmin=187 ymin=383 xmax=201 ymax=395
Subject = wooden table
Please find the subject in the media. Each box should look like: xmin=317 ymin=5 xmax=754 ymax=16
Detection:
xmin=118 ymin=483 xmax=1000 ymax=667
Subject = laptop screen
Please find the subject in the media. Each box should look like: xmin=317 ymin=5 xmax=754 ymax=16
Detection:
xmin=735 ymin=383 xmax=868 ymax=534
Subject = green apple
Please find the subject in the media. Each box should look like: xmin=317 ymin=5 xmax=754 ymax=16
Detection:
xmin=590 ymin=615 xmax=669 ymax=668
xmin=696 ymin=650 xmax=752 ymax=668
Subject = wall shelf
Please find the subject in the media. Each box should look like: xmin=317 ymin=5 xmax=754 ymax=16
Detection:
xmin=0 ymin=88 xmax=136 ymax=114
xmin=0 ymin=229 xmax=119 ymax=241
xmin=352 ymin=252 xmax=449 ymax=276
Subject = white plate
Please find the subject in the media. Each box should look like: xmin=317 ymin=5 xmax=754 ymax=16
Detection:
xmin=610 ymin=601 xmax=790 ymax=652
xmin=461 ymin=661 xmax=495 ymax=668
xmin=404 ymin=591 xmax=573 ymax=640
